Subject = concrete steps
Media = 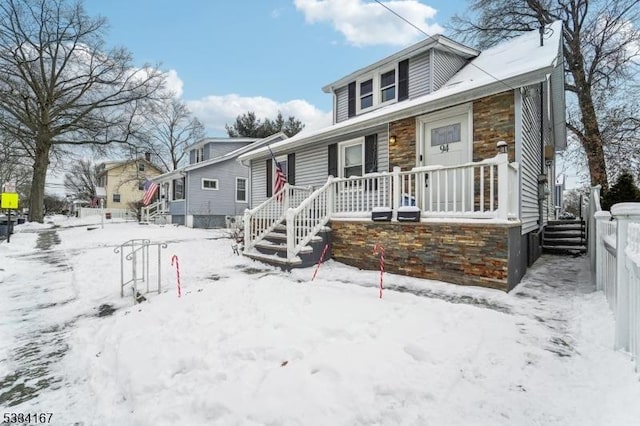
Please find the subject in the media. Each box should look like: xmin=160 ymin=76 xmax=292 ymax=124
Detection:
xmin=543 ymin=219 xmax=586 ymax=255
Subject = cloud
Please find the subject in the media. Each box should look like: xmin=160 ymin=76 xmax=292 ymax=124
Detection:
xmin=164 ymin=69 xmax=184 ymax=98
xmin=294 ymin=0 xmax=443 ymax=46
xmin=186 ymin=94 xmax=332 ymax=136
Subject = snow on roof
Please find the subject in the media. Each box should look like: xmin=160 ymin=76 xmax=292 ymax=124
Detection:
xmin=239 ymin=21 xmax=563 ymax=163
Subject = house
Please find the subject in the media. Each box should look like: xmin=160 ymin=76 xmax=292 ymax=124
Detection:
xmin=146 ymin=133 xmax=288 ymax=228
xmin=97 ymin=154 xmax=163 ymax=209
xmin=238 ymin=22 xmax=566 ymax=292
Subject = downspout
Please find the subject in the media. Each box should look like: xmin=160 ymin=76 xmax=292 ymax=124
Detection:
xmin=538 ymin=26 xmax=546 ymax=230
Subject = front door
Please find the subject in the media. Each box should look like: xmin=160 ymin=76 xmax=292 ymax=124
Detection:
xmin=418 ymin=108 xmax=472 ymax=213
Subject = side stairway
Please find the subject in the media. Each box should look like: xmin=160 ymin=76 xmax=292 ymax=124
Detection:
xmin=243 ymin=221 xmax=331 ymax=270
xmin=543 ymin=219 xmax=586 ymax=255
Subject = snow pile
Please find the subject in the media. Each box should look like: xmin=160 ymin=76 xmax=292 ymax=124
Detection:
xmin=1 ymin=218 xmax=640 ymax=425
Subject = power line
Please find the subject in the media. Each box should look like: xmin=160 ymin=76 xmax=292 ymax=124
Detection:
xmin=373 ymin=0 xmax=518 ymax=91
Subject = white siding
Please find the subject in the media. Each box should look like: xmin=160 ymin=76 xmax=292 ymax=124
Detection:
xmin=432 ymin=50 xmax=468 ymax=91
xmin=408 ymin=51 xmax=430 ymax=99
xmin=520 ymin=84 xmax=544 ymax=234
xmin=335 ymin=85 xmax=349 ymax=123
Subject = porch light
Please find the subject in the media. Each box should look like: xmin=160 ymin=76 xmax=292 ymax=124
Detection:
xmin=497 ymin=141 xmax=508 ymax=154
xmin=389 ymin=135 xmax=397 ymax=145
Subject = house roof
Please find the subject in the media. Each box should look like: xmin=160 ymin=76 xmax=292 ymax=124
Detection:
xmin=239 ymin=21 xmax=564 ymax=163
xmin=98 ymin=158 xmax=162 ymax=175
xmin=184 ymin=137 xmax=259 ymax=152
xmin=321 ymin=34 xmax=480 ymax=93
xmin=152 ymin=132 xmax=288 ymax=183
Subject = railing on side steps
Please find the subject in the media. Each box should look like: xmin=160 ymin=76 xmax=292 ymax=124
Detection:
xmin=114 ymin=239 xmax=168 ymax=304
xmin=243 ymin=183 xmax=313 ymax=252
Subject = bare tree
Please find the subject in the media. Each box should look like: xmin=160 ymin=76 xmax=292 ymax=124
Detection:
xmin=63 ymin=159 xmax=100 ymax=200
xmin=449 ymin=0 xmax=640 ymax=191
xmin=0 ymin=0 xmax=166 ymax=222
xmin=137 ymin=98 xmax=204 ymax=172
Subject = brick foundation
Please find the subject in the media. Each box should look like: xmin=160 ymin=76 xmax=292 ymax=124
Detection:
xmin=330 ymin=220 xmax=521 ymax=291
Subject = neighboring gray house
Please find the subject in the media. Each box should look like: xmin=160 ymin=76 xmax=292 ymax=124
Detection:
xmin=146 ymin=133 xmax=287 ymax=228
xmin=238 ymin=23 xmax=567 ymax=292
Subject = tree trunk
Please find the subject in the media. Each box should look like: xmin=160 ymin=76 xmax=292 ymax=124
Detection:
xmin=29 ymin=139 xmax=51 ymax=223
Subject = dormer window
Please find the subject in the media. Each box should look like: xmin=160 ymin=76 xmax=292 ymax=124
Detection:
xmin=355 ymin=68 xmax=398 ymax=114
xmin=194 ymin=147 xmax=204 ymax=163
xmin=360 ymin=79 xmax=373 ymax=110
xmin=380 ymin=70 xmax=396 ymax=103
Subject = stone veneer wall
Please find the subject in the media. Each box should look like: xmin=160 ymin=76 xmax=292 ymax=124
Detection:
xmin=388 ymin=117 xmax=416 ymax=171
xmin=388 ymin=90 xmax=516 ymax=169
xmin=330 ymin=220 xmax=521 ymax=291
xmin=472 ymin=91 xmax=516 ymax=162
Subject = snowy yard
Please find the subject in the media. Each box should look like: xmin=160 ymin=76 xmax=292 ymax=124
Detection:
xmin=1 ymin=216 xmax=640 ymax=425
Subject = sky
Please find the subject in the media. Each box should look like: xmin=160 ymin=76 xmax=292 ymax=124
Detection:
xmin=81 ymin=0 xmax=462 ymax=136
xmin=2 ymin=215 xmax=640 ymax=424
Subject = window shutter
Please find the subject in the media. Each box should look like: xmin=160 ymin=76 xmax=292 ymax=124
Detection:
xmin=365 ymin=134 xmax=378 ymax=173
xmin=398 ymin=59 xmax=409 ymax=101
xmin=266 ymin=159 xmax=273 ymax=197
xmin=347 ymin=82 xmax=356 ymax=118
xmin=328 ymin=144 xmax=338 ymax=177
xmin=287 ymin=153 xmax=295 ymax=185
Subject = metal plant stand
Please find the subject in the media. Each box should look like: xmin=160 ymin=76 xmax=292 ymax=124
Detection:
xmin=114 ymin=239 xmax=168 ymax=304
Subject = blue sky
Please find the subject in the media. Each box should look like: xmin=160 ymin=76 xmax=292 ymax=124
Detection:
xmin=82 ymin=0 xmax=464 ymax=136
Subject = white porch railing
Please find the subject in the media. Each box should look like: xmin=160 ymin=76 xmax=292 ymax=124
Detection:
xmin=332 ymin=151 xmax=518 ymax=220
xmin=141 ymin=199 xmax=168 ymax=223
xmin=244 ymin=152 xmax=519 ymax=261
xmin=590 ymin=186 xmax=640 ymax=372
xmin=243 ymin=184 xmax=313 ymax=250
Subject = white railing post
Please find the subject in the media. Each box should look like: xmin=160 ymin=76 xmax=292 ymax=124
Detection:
xmin=286 ymin=208 xmax=295 ymax=261
xmin=283 ymin=184 xmax=290 ymax=211
xmin=594 ymin=210 xmax=611 ymax=291
xmin=243 ymin=208 xmax=251 ymax=249
xmin=392 ymin=166 xmax=401 ymax=213
xmin=589 ymin=185 xmax=602 ymax=274
xmin=326 ymin=176 xmax=335 ymax=216
xmin=496 ymin=153 xmax=509 ymax=220
xmin=611 ymin=203 xmax=640 ymax=352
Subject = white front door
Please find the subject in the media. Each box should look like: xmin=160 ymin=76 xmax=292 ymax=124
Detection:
xmin=418 ymin=107 xmax=472 ymax=213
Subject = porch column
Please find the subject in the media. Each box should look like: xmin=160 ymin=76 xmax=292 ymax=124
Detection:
xmin=496 ymin=141 xmax=509 ymax=220
xmin=392 ymin=166 xmax=401 ymax=213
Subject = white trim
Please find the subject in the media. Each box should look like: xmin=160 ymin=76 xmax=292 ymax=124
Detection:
xmin=515 ymin=88 xmax=524 ymax=230
xmin=338 ymin=136 xmax=365 ymax=178
xmin=235 ymin=177 xmax=248 ymax=203
xmin=201 ymin=178 xmax=219 ymax=191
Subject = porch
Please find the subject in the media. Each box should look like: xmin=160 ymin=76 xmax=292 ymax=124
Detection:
xmin=243 ymin=150 xmax=523 ymax=290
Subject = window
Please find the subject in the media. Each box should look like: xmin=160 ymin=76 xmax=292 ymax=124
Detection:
xmin=138 ymin=181 xmax=145 ymax=191
xmin=138 ymin=163 xmax=145 ymax=172
xmin=201 ymin=178 xmax=219 ymax=190
xmin=112 ymin=194 xmax=121 ymax=203
xmin=360 ymin=79 xmax=373 ymax=110
xmin=380 ymin=69 xmax=396 ymax=103
xmin=173 ymin=178 xmax=184 ymax=200
xmin=236 ymin=178 xmax=248 ymax=202
xmin=430 ymin=123 xmax=461 ymax=146
xmin=355 ymin=68 xmax=397 ymax=113
xmin=193 ymin=147 xmax=204 ymax=163
xmin=339 ymin=138 xmax=364 ymax=178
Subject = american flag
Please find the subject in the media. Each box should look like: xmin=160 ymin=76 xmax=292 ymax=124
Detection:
xmin=274 ymin=161 xmax=287 ymax=200
xmin=142 ymin=179 xmax=159 ymax=206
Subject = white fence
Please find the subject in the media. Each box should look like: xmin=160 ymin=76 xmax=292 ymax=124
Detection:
xmin=590 ymin=187 xmax=640 ymax=372
xmin=78 ymin=207 xmax=136 ymax=220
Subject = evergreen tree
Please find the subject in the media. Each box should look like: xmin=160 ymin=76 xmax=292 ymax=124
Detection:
xmin=601 ymin=171 xmax=640 ymax=210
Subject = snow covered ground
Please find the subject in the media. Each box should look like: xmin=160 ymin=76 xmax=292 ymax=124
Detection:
xmin=1 ymin=216 xmax=640 ymax=425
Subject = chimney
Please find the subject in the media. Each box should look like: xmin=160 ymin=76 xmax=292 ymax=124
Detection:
xmin=144 ymin=152 xmax=151 ymax=162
